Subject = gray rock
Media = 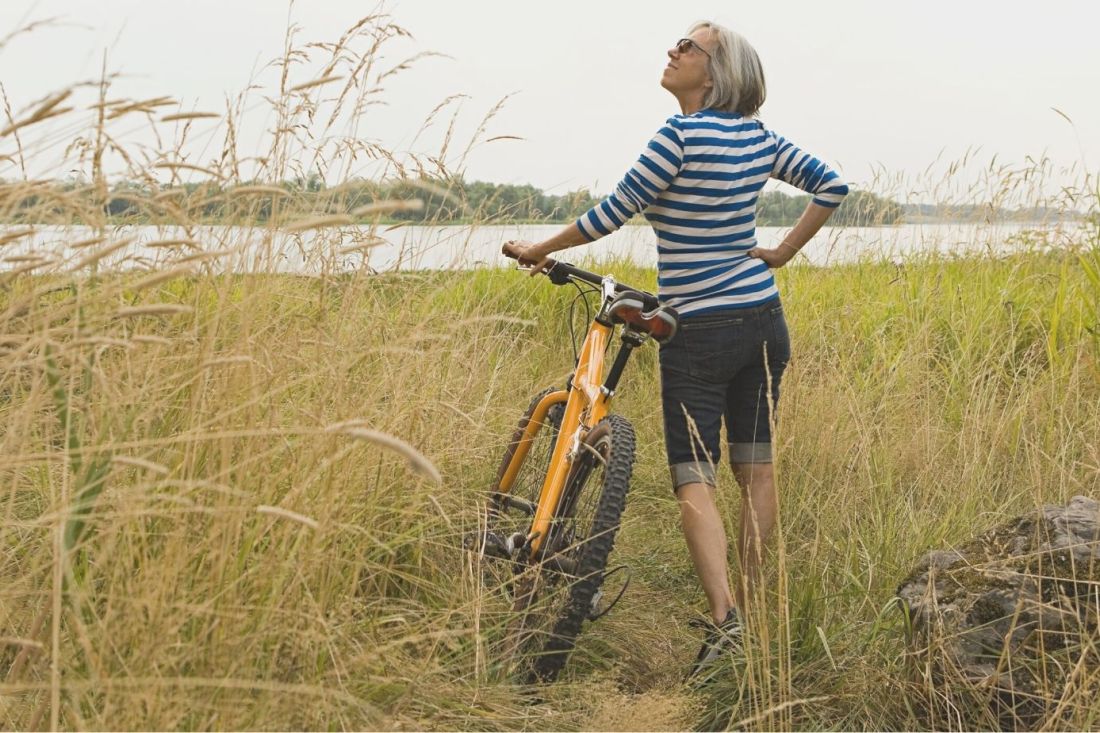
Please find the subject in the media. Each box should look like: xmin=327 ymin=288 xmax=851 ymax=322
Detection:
xmin=896 ymin=496 xmax=1100 ymax=730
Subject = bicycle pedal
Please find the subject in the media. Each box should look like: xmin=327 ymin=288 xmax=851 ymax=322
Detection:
xmin=464 ymin=530 xmax=528 ymax=560
xmin=463 ymin=530 xmax=507 ymax=559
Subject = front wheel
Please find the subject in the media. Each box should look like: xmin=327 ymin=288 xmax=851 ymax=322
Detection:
xmin=513 ymin=414 xmax=636 ymax=683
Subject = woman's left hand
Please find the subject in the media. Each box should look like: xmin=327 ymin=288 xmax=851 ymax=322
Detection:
xmin=503 ymin=240 xmax=555 ymax=276
xmin=747 ymin=246 xmax=793 ymax=269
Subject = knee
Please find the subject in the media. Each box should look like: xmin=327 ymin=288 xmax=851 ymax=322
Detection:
xmin=676 ymin=481 xmax=716 ymax=517
xmin=731 ymin=461 xmax=774 ymax=488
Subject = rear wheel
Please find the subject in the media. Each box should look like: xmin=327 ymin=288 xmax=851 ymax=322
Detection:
xmin=509 ymin=414 xmax=635 ymax=683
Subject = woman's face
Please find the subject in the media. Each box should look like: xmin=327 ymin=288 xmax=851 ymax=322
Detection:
xmin=661 ymin=27 xmax=715 ymax=97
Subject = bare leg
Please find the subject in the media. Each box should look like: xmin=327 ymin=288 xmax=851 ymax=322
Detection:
xmin=732 ymin=462 xmax=777 ymax=611
xmin=677 ymin=482 xmax=735 ymax=623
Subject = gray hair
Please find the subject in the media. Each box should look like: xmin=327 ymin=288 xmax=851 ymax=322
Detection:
xmin=688 ymin=21 xmax=767 ymax=117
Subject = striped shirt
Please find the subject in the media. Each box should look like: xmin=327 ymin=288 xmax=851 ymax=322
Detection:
xmin=575 ymin=109 xmax=848 ymax=317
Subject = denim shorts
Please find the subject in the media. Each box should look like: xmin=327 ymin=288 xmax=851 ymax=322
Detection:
xmin=658 ymin=298 xmax=791 ymax=491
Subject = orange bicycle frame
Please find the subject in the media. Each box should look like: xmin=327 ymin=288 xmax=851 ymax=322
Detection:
xmin=494 ymin=318 xmax=614 ymax=556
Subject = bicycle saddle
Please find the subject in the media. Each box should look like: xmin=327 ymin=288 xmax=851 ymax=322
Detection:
xmin=606 ymin=292 xmax=679 ymax=344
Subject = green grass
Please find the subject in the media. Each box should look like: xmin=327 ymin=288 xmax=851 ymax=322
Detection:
xmin=2 ymin=244 xmax=1098 ymax=730
xmin=2 ymin=11 xmax=1098 ymax=729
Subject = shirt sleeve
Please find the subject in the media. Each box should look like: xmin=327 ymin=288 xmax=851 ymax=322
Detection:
xmin=768 ymin=131 xmax=849 ymax=208
xmin=574 ymin=119 xmax=685 ymax=241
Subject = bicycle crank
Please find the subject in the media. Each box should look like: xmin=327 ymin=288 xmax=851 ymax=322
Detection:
xmin=463 ymin=530 xmax=526 ymax=560
xmin=587 ymin=564 xmax=631 ymax=622
xmin=464 ymin=529 xmax=543 ymax=562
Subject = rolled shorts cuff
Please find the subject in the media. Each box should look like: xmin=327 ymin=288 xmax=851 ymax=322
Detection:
xmin=729 ymin=441 xmax=773 ymax=464
xmin=670 ymin=461 xmax=717 ymax=490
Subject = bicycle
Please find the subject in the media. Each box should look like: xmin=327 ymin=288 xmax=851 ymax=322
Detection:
xmin=468 ymin=248 xmax=679 ymax=684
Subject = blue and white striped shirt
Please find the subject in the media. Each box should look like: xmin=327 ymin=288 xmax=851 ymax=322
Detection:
xmin=575 ymin=109 xmax=849 ymax=317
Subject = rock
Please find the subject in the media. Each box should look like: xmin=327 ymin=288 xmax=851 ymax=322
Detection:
xmin=896 ymin=495 xmax=1100 ymax=730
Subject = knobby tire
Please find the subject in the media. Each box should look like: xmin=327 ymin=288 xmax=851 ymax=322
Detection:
xmin=519 ymin=414 xmax=635 ymax=683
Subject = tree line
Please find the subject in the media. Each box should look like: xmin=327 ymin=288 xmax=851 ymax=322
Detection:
xmin=2 ymin=175 xmax=904 ymax=227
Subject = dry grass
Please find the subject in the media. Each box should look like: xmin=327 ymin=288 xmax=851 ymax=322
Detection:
xmin=1 ymin=10 xmax=1099 ymax=733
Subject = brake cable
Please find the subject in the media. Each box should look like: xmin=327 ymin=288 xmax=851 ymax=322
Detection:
xmin=587 ymin=564 xmax=632 ymax=622
xmin=566 ymin=278 xmax=597 ymax=365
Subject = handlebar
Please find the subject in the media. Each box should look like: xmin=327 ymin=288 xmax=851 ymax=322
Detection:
xmin=503 ymin=250 xmax=660 ymax=311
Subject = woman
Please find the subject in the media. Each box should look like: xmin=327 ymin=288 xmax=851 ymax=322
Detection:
xmin=503 ymin=20 xmax=847 ymax=678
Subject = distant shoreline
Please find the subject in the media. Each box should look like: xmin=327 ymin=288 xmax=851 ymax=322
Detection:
xmin=4 ymin=176 xmax=1088 ymax=228
xmin=1 ymin=216 xmax=1082 ymax=229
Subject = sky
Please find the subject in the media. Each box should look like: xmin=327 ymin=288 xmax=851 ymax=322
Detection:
xmin=1 ymin=0 xmax=1098 ymax=199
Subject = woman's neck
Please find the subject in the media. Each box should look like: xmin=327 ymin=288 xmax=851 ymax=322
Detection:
xmin=676 ymin=91 xmax=707 ymax=116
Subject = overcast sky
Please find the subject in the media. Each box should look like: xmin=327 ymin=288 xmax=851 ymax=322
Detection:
xmin=2 ymin=0 xmax=1098 ymax=198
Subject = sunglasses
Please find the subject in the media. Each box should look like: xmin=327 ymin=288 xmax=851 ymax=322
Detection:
xmin=674 ymin=38 xmax=711 ymax=59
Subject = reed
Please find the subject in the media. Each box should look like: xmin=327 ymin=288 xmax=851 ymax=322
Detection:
xmin=0 ymin=10 xmax=1098 ymax=733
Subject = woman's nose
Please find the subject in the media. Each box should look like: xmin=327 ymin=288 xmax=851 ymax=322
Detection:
xmin=667 ymin=47 xmax=678 ymax=60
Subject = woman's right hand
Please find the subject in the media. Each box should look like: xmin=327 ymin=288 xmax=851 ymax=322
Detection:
xmin=503 ymin=240 xmax=554 ymax=276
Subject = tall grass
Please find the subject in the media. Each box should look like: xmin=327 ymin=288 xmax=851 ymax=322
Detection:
xmin=2 ymin=12 xmax=1099 ymax=732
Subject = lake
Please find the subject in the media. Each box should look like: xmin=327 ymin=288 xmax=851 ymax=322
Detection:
xmin=0 ymin=221 xmax=1084 ymax=275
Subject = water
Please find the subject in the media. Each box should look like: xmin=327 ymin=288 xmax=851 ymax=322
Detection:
xmin=0 ymin=221 xmax=1084 ymax=275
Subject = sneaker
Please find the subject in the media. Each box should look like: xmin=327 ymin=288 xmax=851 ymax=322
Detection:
xmin=686 ymin=607 xmax=744 ymax=681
